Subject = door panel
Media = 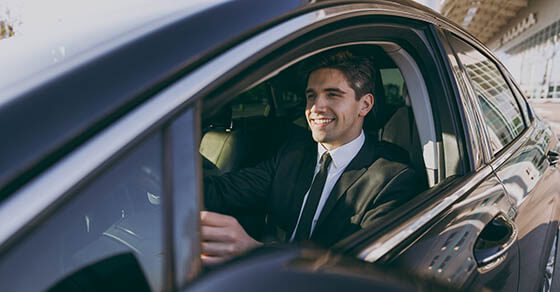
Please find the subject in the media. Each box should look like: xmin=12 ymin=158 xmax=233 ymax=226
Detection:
xmin=389 ymin=171 xmax=519 ymax=291
xmin=494 ymin=121 xmax=560 ymax=292
xmin=0 ymin=132 xmax=165 ymax=291
xmin=444 ymin=31 xmax=560 ymax=291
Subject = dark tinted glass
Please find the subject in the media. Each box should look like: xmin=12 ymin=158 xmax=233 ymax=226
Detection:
xmin=231 ymin=83 xmax=272 ymax=118
xmin=0 ymin=133 xmax=164 ymax=291
xmin=449 ymin=34 xmax=525 ymax=154
xmin=275 ymin=89 xmax=304 ymax=114
xmin=380 ymin=68 xmax=406 ymax=108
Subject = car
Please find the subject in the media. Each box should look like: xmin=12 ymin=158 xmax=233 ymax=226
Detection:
xmin=1 ymin=0 xmax=559 ymax=291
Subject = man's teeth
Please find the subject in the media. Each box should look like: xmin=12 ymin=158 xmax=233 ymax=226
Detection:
xmin=314 ymin=119 xmax=333 ymax=124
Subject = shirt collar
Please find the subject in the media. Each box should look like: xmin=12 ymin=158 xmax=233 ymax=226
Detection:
xmin=317 ymin=130 xmax=365 ymax=169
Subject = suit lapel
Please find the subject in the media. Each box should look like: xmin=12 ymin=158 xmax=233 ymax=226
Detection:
xmin=314 ymin=136 xmax=377 ymax=233
xmin=287 ymin=142 xmax=317 ymax=233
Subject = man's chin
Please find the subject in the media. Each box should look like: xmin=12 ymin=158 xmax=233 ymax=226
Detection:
xmin=311 ymin=132 xmax=330 ymax=144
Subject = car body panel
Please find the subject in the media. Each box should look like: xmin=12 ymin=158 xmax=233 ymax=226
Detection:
xmin=184 ymin=245 xmax=454 ymax=292
xmin=443 ymin=26 xmax=560 ymax=292
xmin=494 ymin=120 xmax=560 ymax=291
xmin=388 ymin=170 xmax=519 ymax=291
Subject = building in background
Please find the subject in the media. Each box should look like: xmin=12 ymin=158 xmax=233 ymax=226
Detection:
xmin=0 ymin=2 xmax=19 ymax=40
xmin=488 ymin=0 xmax=560 ymax=101
xmin=0 ymin=21 xmax=14 ymax=39
xmin=413 ymin=0 xmax=442 ymax=11
xmin=441 ymin=0 xmax=529 ymax=43
xmin=442 ymin=0 xmax=560 ymax=101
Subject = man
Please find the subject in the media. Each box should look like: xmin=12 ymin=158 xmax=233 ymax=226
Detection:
xmin=201 ymin=48 xmax=421 ymax=265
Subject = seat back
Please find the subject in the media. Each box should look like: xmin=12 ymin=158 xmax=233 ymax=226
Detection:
xmin=380 ymin=86 xmax=427 ymax=187
xmin=200 ymin=107 xmax=247 ymax=175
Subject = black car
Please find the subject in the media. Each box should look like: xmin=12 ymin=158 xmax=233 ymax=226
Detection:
xmin=1 ymin=0 xmax=559 ymax=291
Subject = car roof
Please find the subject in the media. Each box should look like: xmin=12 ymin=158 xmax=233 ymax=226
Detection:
xmin=0 ymin=0 xmax=468 ymax=199
xmin=0 ymin=0 xmax=229 ymax=93
xmin=0 ymin=0 xmax=308 ymax=199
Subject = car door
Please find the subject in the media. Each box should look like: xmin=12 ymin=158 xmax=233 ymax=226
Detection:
xmin=506 ymin=71 xmax=560 ymax=292
xmin=446 ymin=32 xmax=560 ymax=292
xmin=0 ymin=98 xmax=202 ymax=291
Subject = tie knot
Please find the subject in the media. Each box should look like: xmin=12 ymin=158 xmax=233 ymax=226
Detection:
xmin=320 ymin=152 xmax=332 ymax=168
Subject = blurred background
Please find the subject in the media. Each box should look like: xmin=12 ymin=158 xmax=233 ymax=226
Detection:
xmin=417 ymin=0 xmax=560 ymax=135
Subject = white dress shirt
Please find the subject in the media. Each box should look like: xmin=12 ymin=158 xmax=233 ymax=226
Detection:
xmin=290 ymin=130 xmax=365 ymax=241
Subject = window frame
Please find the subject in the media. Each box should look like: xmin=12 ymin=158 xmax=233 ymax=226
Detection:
xmin=503 ymin=69 xmax=534 ymax=125
xmin=202 ymin=18 xmax=470 ymax=187
xmin=200 ymin=18 xmax=473 ymax=264
xmin=164 ymin=104 xmax=203 ymax=287
xmin=194 ymin=14 xmax=473 ymax=269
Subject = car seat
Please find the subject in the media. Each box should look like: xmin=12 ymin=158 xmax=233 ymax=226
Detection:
xmin=199 ymin=107 xmax=248 ymax=176
xmin=200 ymin=106 xmax=266 ymax=238
xmin=380 ymin=85 xmax=427 ymax=188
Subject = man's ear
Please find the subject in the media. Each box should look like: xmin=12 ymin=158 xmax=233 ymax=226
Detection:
xmin=358 ymin=93 xmax=374 ymax=117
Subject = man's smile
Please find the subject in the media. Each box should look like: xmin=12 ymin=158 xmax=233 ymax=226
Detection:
xmin=310 ymin=117 xmax=335 ymax=127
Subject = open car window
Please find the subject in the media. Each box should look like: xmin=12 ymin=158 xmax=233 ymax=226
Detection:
xmin=198 ymin=42 xmax=453 ymax=247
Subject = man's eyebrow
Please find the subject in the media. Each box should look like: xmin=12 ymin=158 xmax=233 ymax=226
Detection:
xmin=305 ymin=87 xmax=347 ymax=94
xmin=324 ymin=88 xmax=346 ymax=94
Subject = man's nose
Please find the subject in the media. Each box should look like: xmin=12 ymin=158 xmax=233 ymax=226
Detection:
xmin=309 ymin=95 xmax=328 ymax=112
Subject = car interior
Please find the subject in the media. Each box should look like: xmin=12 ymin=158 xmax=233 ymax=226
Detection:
xmin=199 ymin=43 xmax=452 ymax=240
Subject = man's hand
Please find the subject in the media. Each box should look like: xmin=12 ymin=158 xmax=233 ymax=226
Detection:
xmin=200 ymin=211 xmax=263 ymax=266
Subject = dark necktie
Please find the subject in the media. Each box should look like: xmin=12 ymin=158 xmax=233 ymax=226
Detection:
xmin=293 ymin=152 xmax=332 ymax=241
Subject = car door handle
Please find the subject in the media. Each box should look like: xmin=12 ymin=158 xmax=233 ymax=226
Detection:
xmin=547 ymin=150 xmax=559 ymax=166
xmin=473 ymin=214 xmax=518 ymax=267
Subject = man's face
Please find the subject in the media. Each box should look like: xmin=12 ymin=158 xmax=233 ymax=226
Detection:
xmin=305 ymin=68 xmax=373 ymax=150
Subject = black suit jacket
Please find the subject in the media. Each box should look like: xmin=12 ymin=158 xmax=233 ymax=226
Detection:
xmin=204 ymin=130 xmax=422 ymax=247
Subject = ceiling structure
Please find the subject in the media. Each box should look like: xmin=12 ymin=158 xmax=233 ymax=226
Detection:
xmin=440 ymin=0 xmax=530 ymax=43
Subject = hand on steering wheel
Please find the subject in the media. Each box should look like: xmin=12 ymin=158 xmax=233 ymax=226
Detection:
xmin=200 ymin=211 xmax=263 ymax=266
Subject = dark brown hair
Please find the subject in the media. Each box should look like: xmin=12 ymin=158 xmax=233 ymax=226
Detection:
xmin=301 ymin=47 xmax=375 ymax=100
